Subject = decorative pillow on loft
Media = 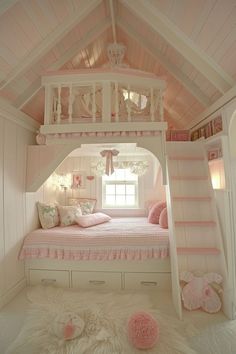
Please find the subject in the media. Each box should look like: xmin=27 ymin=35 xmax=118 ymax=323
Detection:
xmin=75 ymin=212 xmax=111 ymax=228
xmin=57 ymin=205 xmax=82 ymax=227
xmin=159 ymin=207 xmax=168 ymax=229
xmin=148 ymin=201 xmax=166 ymax=224
xmin=37 ymin=202 xmax=59 ymax=229
xmin=68 ymin=198 xmax=97 ymax=215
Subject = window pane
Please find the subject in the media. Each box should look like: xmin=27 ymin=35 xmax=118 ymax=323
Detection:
xmin=125 ymin=171 xmax=137 ymax=181
xmin=106 ymin=184 xmax=115 ymax=194
xmin=116 ymin=195 xmax=126 ymax=205
xmin=116 ymin=184 xmax=125 ymax=195
xmin=126 ymin=184 xmax=135 ymax=194
xmin=126 ymin=195 xmax=135 ymax=205
xmin=115 ymin=169 xmax=125 ymax=180
xmin=106 ymin=195 xmax=115 ymax=205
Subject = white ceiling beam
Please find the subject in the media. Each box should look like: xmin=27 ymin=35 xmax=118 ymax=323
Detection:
xmin=0 ymin=0 xmax=18 ymax=16
xmin=15 ymin=16 xmax=111 ymax=109
xmin=0 ymin=0 xmax=102 ymax=90
xmin=164 ymin=105 xmax=185 ymax=129
xmin=121 ymin=0 xmax=234 ymax=94
xmin=14 ymin=78 xmax=42 ymax=109
xmin=109 ymin=0 xmax=117 ymax=43
xmin=49 ymin=17 xmax=111 ymax=71
xmin=117 ymin=18 xmax=211 ymax=107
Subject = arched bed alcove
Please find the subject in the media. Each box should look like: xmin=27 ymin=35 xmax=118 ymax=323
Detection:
xmin=23 ymin=135 xmax=172 ymax=298
xmin=26 ymin=132 xmax=167 ymax=193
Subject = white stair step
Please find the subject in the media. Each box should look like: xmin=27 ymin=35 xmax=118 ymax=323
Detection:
xmin=175 ymin=221 xmax=216 ymax=227
xmin=177 ymin=247 xmax=220 ymax=255
xmin=169 ymin=156 xmax=204 ymax=161
xmin=172 ymin=196 xmax=211 ymax=201
xmin=171 ymin=176 xmax=208 ymax=181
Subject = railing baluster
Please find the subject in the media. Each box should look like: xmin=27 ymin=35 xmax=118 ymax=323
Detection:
xmin=159 ymin=89 xmax=164 ymax=121
xmin=68 ymin=84 xmax=73 ymax=123
xmin=44 ymin=84 xmax=52 ymax=124
xmin=115 ymin=82 xmax=119 ymax=122
xmin=150 ymin=87 xmax=154 ymax=121
xmin=57 ymin=84 xmax=61 ymax=124
xmin=127 ymin=85 xmax=131 ymax=122
xmin=92 ymin=83 xmax=96 ymax=122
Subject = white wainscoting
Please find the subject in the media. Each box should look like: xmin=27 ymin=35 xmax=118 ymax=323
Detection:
xmin=0 ymin=112 xmax=36 ymax=307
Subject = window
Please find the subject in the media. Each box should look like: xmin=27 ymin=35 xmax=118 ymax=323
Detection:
xmin=122 ymin=89 xmax=148 ymax=110
xmin=102 ymin=168 xmax=138 ymax=208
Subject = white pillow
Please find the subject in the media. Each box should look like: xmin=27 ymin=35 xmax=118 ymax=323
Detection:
xmin=75 ymin=212 xmax=111 ymax=228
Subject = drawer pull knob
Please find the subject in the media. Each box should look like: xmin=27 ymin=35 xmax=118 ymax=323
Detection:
xmin=140 ymin=281 xmax=157 ymax=287
xmin=89 ymin=280 xmax=106 ymax=285
xmin=41 ymin=278 xmax=57 ymax=284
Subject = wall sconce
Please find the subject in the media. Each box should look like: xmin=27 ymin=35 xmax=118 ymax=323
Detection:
xmin=208 ymin=159 xmax=225 ymax=190
xmin=52 ymin=173 xmax=71 ymax=190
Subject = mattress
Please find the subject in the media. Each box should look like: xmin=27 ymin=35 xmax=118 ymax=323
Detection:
xmin=19 ymin=217 xmax=169 ymax=261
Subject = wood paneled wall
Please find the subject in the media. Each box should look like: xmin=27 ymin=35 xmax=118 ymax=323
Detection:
xmin=0 ymin=112 xmax=35 ymax=305
xmin=40 ymin=153 xmax=166 ymax=216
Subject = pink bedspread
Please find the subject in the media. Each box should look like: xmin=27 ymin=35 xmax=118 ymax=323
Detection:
xmin=19 ymin=217 xmax=169 ymax=261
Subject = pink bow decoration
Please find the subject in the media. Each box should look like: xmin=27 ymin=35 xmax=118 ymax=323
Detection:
xmin=100 ymin=149 xmax=119 ymax=175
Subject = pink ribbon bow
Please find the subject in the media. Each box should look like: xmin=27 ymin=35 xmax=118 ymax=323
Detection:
xmin=100 ymin=149 xmax=119 ymax=175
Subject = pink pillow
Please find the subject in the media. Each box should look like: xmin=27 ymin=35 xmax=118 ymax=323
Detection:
xmin=75 ymin=212 xmax=111 ymax=228
xmin=159 ymin=207 xmax=168 ymax=229
xmin=148 ymin=201 xmax=166 ymax=224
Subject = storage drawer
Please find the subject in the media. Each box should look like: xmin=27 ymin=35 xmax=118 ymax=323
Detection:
xmin=72 ymin=271 xmax=122 ymax=290
xmin=124 ymin=272 xmax=171 ymax=290
xmin=29 ymin=269 xmax=70 ymax=287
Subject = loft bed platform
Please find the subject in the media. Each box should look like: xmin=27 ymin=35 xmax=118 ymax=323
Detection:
xmin=28 ymin=68 xmax=168 ymax=193
xmin=41 ymin=68 xmax=166 ymax=133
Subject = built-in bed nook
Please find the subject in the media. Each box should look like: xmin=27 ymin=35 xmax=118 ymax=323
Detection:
xmin=23 ymin=66 xmax=231 ymax=320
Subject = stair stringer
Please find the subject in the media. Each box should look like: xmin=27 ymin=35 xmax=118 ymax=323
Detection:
xmin=166 ymin=141 xmax=231 ymax=318
xmin=165 ymin=158 xmax=182 ymax=319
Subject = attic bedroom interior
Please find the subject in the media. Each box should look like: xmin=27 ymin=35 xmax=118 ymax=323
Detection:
xmin=1 ymin=1 xmax=236 ymax=353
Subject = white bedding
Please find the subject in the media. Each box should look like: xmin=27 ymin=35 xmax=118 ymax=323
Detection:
xmin=19 ymin=217 xmax=169 ymax=261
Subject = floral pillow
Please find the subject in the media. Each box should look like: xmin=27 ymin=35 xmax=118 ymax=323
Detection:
xmin=57 ymin=205 xmax=82 ymax=227
xmin=79 ymin=200 xmax=96 ymax=215
xmin=37 ymin=202 xmax=59 ymax=229
xmin=68 ymin=198 xmax=96 ymax=215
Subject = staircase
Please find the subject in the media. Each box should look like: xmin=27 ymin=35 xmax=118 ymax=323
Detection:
xmin=166 ymin=141 xmax=230 ymax=318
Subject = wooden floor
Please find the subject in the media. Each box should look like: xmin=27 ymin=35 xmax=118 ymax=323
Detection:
xmin=0 ymin=287 xmax=235 ymax=354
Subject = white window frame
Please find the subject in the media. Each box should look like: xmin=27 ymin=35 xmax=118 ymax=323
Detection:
xmin=102 ymin=169 xmax=139 ymax=209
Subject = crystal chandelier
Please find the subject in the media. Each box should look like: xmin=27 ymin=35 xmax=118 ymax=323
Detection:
xmin=106 ymin=43 xmax=128 ymax=68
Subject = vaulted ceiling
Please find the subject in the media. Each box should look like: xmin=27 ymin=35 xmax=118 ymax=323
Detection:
xmin=0 ymin=0 xmax=236 ymax=129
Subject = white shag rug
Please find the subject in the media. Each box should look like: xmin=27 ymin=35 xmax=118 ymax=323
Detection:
xmin=6 ymin=286 xmax=197 ymax=354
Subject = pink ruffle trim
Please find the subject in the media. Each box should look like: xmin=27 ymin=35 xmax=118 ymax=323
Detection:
xmin=19 ymin=247 xmax=169 ymax=261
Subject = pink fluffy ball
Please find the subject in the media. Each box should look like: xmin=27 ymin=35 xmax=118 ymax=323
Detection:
xmin=128 ymin=311 xmax=159 ymax=349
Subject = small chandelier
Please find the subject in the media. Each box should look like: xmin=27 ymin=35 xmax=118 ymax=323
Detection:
xmin=107 ymin=43 xmax=127 ymax=68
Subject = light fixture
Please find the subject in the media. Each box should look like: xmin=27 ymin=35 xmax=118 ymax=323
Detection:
xmin=91 ymin=159 xmax=149 ymax=177
xmin=52 ymin=173 xmax=71 ymax=190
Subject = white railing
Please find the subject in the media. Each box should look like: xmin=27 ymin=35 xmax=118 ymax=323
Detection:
xmin=42 ymin=69 xmax=166 ymax=126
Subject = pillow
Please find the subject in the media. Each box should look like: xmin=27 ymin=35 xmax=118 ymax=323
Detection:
xmin=68 ymin=198 xmax=96 ymax=215
xmin=75 ymin=212 xmax=111 ymax=228
xmin=148 ymin=201 xmax=166 ymax=224
xmin=37 ymin=202 xmax=59 ymax=229
xmin=57 ymin=205 xmax=82 ymax=227
xmin=159 ymin=207 xmax=168 ymax=229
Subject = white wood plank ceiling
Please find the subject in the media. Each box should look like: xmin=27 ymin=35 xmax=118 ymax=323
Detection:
xmin=0 ymin=0 xmax=235 ymax=128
